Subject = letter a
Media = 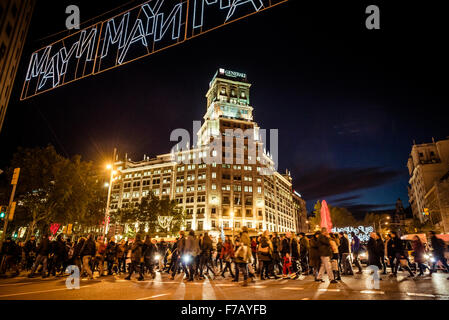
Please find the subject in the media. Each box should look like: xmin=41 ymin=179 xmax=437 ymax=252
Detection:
xmin=365 ymin=5 xmax=380 ymax=30
xmin=66 ymin=5 xmax=80 ymax=30
xmin=65 ymin=265 xmax=80 ymax=289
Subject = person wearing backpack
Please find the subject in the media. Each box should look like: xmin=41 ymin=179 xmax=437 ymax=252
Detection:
xmin=429 ymin=231 xmax=449 ymax=279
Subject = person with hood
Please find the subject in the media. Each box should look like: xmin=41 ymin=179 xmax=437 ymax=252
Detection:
xmin=80 ymin=234 xmax=96 ymax=280
xmin=29 ymin=234 xmax=50 ymax=278
xmin=125 ymin=234 xmax=144 ymax=281
xmin=142 ymin=236 xmax=158 ymax=278
xmin=429 ymin=231 xmax=449 ymax=279
xmin=317 ymin=228 xmax=337 ymax=283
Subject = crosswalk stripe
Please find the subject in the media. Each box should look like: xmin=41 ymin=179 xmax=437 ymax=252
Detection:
xmin=252 ymin=285 xmax=267 ymax=289
xmin=281 ymin=287 xmax=305 ymax=290
xmin=360 ymin=290 xmax=385 ymax=294
xmin=136 ymin=294 xmax=169 ymax=300
xmin=407 ymin=293 xmax=435 ymax=298
xmin=318 ymin=289 xmax=341 ymax=292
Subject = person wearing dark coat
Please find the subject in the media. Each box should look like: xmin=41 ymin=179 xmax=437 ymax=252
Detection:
xmin=220 ymin=236 xmax=235 ymax=278
xmin=183 ymin=230 xmax=198 ymax=281
xmin=125 ymin=234 xmax=144 ymax=281
xmin=1 ymin=238 xmax=20 ymax=275
xmin=257 ymin=236 xmax=272 ymax=280
xmin=299 ymin=233 xmax=310 ymax=275
xmin=29 ymin=234 xmax=50 ymax=278
xmin=429 ymin=231 xmax=449 ymax=279
xmin=24 ymin=236 xmax=37 ymax=271
xmin=309 ymin=232 xmax=321 ymax=280
xmin=215 ymin=238 xmax=224 ymax=272
xmin=199 ymin=232 xmax=215 ymax=278
xmin=412 ymin=236 xmax=430 ymax=276
xmin=317 ymin=228 xmax=336 ymax=283
xmin=390 ymin=231 xmax=414 ymax=277
xmin=367 ymin=233 xmax=382 ymax=269
xmin=142 ymin=236 xmax=158 ymax=278
xmin=48 ymin=234 xmax=67 ymax=277
xmin=170 ymin=231 xmax=186 ymax=280
xmin=80 ymin=234 xmax=96 ymax=279
xmin=105 ymin=238 xmax=118 ymax=275
xmin=376 ymin=233 xmax=387 ymax=274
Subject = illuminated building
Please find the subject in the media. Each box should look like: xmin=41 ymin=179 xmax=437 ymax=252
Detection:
xmin=407 ymin=138 xmax=449 ymax=223
xmin=0 ymin=0 xmax=35 ymax=132
xmin=110 ymin=69 xmax=303 ymax=235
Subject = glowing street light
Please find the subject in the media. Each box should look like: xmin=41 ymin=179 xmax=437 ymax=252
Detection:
xmin=106 ymin=164 xmax=113 ymax=170
xmin=103 ymin=149 xmax=117 ymax=237
xmin=230 ymin=210 xmax=235 ymax=243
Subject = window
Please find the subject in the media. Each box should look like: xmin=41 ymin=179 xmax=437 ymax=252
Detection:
xmin=211 ymin=220 xmax=216 ymax=228
xmin=211 ymin=207 xmax=216 ymax=214
xmin=223 ymin=196 xmax=230 ymax=204
xmin=257 ymin=186 xmax=262 ymax=193
xmin=212 ymin=184 xmax=217 ymax=190
xmin=246 ymin=209 xmax=253 ymax=217
xmin=235 ymin=222 xmax=240 ymax=229
xmin=212 ymin=172 xmax=217 ymax=179
xmin=247 ymin=222 xmax=252 ymax=228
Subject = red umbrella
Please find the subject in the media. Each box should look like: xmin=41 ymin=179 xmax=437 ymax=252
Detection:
xmin=320 ymin=200 xmax=333 ymax=231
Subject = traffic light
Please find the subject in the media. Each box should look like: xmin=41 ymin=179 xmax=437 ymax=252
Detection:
xmin=0 ymin=206 xmax=7 ymax=219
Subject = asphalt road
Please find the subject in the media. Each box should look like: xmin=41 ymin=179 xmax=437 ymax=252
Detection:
xmin=0 ymin=269 xmax=448 ymax=300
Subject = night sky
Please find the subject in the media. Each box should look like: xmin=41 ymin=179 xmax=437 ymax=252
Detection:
xmin=1 ymin=1 xmax=447 ymax=219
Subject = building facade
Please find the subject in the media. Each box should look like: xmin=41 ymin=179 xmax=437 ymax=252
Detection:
xmin=0 ymin=0 xmax=35 ymax=132
xmin=110 ymin=69 xmax=304 ymax=236
xmin=424 ymin=171 xmax=449 ymax=233
xmin=407 ymin=138 xmax=449 ymax=223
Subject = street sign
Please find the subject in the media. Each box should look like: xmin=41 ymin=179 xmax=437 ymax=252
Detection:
xmin=11 ymin=168 xmax=20 ymax=185
xmin=8 ymin=202 xmax=16 ymax=221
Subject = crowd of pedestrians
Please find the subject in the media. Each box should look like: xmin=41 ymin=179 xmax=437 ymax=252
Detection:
xmin=1 ymin=228 xmax=449 ymax=286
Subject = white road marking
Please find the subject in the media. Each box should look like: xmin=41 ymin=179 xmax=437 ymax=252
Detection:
xmin=318 ymin=288 xmax=341 ymax=292
xmin=136 ymin=293 xmax=169 ymax=300
xmin=0 ymin=282 xmax=37 ymax=287
xmin=407 ymin=293 xmax=435 ymax=298
xmin=215 ymin=284 xmax=235 ymax=287
xmin=252 ymin=285 xmax=267 ymax=289
xmin=281 ymin=287 xmax=305 ymax=290
xmin=0 ymin=285 xmax=91 ymax=298
xmin=360 ymin=290 xmax=385 ymax=294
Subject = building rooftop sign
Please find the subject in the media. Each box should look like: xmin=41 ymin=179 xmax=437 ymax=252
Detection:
xmin=21 ymin=0 xmax=288 ymax=100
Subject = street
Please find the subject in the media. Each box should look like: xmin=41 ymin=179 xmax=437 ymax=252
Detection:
xmin=0 ymin=270 xmax=448 ymax=300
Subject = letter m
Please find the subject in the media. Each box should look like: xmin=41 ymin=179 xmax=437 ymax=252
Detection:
xmin=101 ymin=13 xmax=130 ymax=58
xmin=25 ymin=46 xmax=52 ymax=81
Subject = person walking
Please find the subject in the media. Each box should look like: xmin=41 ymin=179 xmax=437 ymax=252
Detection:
xmin=125 ymin=235 xmax=144 ymax=281
xmin=215 ymin=237 xmax=224 ymax=272
xmin=257 ymin=235 xmax=272 ymax=280
xmin=270 ymin=233 xmax=282 ymax=278
xmin=183 ymin=230 xmax=198 ymax=282
xmin=24 ymin=236 xmax=37 ymax=271
xmin=309 ymin=231 xmax=321 ymax=280
xmin=94 ymin=238 xmax=106 ymax=277
xmin=199 ymin=232 xmax=216 ymax=279
xmin=338 ymin=232 xmax=352 ymax=275
xmin=317 ymin=228 xmax=337 ymax=283
xmin=329 ymin=233 xmax=341 ymax=281
xmin=299 ymin=233 xmax=310 ymax=275
xmin=367 ymin=232 xmax=382 ymax=270
xmin=79 ymin=234 xmax=96 ymax=280
xmin=428 ymin=231 xmax=449 ymax=279
xmin=1 ymin=238 xmax=20 ymax=276
xmin=233 ymin=239 xmax=252 ymax=286
xmin=290 ymin=234 xmax=301 ymax=279
xmin=220 ymin=235 xmax=235 ymax=278
xmin=376 ymin=233 xmax=387 ymax=274
xmin=351 ymin=232 xmax=363 ymax=274
xmin=390 ymin=231 xmax=414 ymax=277
xmin=116 ymin=239 xmax=126 ymax=274
xmin=28 ymin=234 xmax=50 ymax=278
xmin=105 ymin=237 xmax=117 ymax=275
xmin=411 ymin=235 xmax=430 ymax=276
xmin=48 ymin=234 xmax=67 ymax=277
xmin=142 ymin=235 xmax=158 ymax=279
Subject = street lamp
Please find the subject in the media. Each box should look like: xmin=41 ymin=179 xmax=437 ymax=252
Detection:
xmin=103 ymin=148 xmax=117 ymax=238
xmin=230 ymin=210 xmax=235 ymax=243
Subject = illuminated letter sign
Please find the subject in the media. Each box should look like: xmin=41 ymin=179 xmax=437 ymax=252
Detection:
xmin=21 ymin=0 xmax=287 ymax=100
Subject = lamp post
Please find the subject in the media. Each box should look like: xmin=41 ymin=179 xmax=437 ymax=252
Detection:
xmin=103 ymin=148 xmax=117 ymax=238
xmin=230 ymin=210 xmax=235 ymax=243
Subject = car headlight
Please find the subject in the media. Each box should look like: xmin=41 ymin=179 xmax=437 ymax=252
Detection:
xmin=154 ymin=254 xmax=161 ymax=261
xmin=182 ymin=255 xmax=191 ymax=263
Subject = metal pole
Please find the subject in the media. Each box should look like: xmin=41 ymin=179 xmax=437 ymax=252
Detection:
xmin=1 ymin=183 xmax=17 ymax=246
xmin=103 ymin=148 xmax=117 ymax=238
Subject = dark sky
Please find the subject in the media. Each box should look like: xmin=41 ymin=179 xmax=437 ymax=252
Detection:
xmin=1 ymin=0 xmax=447 ymax=219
